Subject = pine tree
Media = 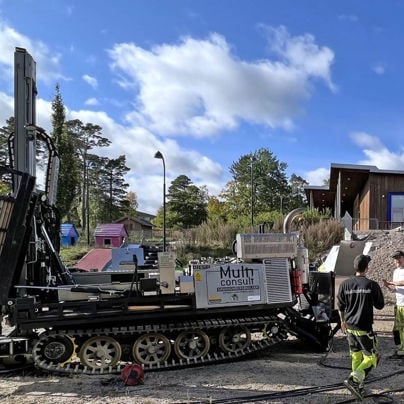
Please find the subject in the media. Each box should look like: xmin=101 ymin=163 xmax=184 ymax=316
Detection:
xmin=166 ymin=175 xmax=208 ymax=228
xmin=121 ymin=191 xmax=139 ymax=218
xmin=89 ymin=155 xmax=130 ymax=223
xmin=50 ymin=85 xmax=81 ymax=220
xmin=64 ymin=119 xmax=111 ymax=229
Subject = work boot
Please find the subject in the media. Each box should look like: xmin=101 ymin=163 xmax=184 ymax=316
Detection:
xmin=344 ymin=377 xmax=364 ymax=401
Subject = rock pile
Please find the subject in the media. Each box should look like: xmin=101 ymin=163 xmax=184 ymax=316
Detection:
xmin=356 ymin=227 xmax=404 ymax=303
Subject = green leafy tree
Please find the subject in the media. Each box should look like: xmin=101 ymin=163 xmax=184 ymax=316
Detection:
xmin=288 ymin=174 xmax=308 ymax=210
xmin=166 ymin=175 xmax=208 ymax=228
xmin=207 ymin=196 xmax=227 ymax=223
xmin=221 ymin=148 xmax=291 ymax=223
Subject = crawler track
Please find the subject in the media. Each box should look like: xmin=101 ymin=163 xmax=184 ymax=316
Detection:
xmin=32 ymin=315 xmax=288 ymax=375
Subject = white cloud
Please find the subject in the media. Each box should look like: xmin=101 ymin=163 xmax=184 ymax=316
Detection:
xmin=350 ymin=131 xmax=384 ymax=150
xmin=264 ymin=25 xmax=337 ymax=93
xmin=304 ymin=167 xmax=330 ymax=186
xmin=84 ymin=97 xmax=100 ymax=106
xmin=82 ymin=74 xmax=98 ymax=89
xmin=0 ymin=19 xmax=68 ymax=86
xmin=0 ymin=20 xmax=336 ymax=213
xmin=67 ymin=108 xmax=224 ymax=213
xmin=306 ymin=132 xmax=404 ymax=187
xmin=351 ymin=131 xmax=404 ymax=170
xmin=108 ymin=26 xmax=335 ymax=137
xmin=0 ymin=91 xmax=13 ymax=124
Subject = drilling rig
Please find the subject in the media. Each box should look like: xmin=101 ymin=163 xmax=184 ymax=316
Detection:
xmin=0 ymin=48 xmax=338 ymax=375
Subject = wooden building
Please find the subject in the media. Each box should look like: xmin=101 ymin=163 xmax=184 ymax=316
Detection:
xmin=114 ymin=216 xmax=153 ymax=238
xmin=304 ymin=163 xmax=404 ymax=230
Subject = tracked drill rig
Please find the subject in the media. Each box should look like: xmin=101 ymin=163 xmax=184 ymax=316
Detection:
xmin=0 ymin=48 xmax=338 ymax=375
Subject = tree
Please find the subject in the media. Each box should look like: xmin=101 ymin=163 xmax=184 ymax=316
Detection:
xmin=0 ymin=118 xmax=12 ymax=194
xmin=221 ymin=148 xmax=291 ymax=223
xmin=51 ymin=85 xmax=81 ymax=220
xmin=51 ymin=84 xmax=65 ymax=146
xmin=166 ymin=175 xmax=208 ymax=228
xmin=207 ymin=196 xmax=227 ymax=223
xmin=121 ymin=191 xmax=139 ymax=218
xmin=90 ymin=155 xmax=130 ymax=223
xmin=0 ymin=117 xmax=13 ymax=166
xmin=65 ymin=119 xmax=111 ymax=229
xmin=288 ymin=174 xmax=308 ymax=210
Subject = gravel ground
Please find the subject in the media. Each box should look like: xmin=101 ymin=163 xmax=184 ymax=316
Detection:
xmin=0 ymin=305 xmax=402 ymax=404
xmin=1 ymin=229 xmax=403 ymax=403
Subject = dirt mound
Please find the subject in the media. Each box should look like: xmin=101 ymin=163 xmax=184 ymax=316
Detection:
xmin=352 ymin=227 xmax=404 ymax=302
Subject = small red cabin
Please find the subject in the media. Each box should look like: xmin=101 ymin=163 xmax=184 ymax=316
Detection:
xmin=94 ymin=223 xmax=128 ymax=248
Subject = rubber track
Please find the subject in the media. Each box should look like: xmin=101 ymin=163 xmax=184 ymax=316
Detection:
xmin=32 ymin=315 xmax=289 ymax=375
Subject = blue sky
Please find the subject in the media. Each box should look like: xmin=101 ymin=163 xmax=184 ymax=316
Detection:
xmin=1 ymin=0 xmax=404 ymax=214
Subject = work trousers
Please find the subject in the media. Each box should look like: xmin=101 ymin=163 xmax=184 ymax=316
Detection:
xmin=394 ymin=305 xmax=404 ymax=353
xmin=346 ymin=329 xmax=379 ymax=385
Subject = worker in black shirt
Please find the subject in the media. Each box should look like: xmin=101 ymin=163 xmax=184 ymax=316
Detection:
xmin=338 ymin=254 xmax=385 ymax=400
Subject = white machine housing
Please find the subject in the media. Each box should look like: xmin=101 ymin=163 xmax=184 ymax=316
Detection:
xmin=235 ymin=233 xmax=298 ymax=261
xmin=194 ymin=261 xmax=294 ymax=309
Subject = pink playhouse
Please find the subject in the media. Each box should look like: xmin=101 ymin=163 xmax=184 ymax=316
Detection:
xmin=94 ymin=223 xmax=128 ymax=248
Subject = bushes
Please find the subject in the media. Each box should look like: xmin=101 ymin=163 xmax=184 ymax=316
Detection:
xmin=172 ymin=211 xmax=344 ymax=265
xmin=302 ymin=219 xmax=344 ymax=261
xmin=59 ymin=245 xmax=91 ymax=267
xmin=62 ymin=209 xmax=344 ymax=268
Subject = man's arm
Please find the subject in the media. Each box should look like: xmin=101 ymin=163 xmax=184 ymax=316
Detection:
xmin=338 ymin=310 xmax=347 ymax=333
xmin=382 ymin=279 xmax=395 ymax=291
xmin=383 ymin=279 xmax=404 ymax=288
xmin=337 ymin=285 xmax=347 ymax=333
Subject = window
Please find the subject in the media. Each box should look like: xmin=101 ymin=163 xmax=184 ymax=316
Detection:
xmin=388 ymin=193 xmax=404 ymax=223
xmin=104 ymin=238 xmax=111 ymax=246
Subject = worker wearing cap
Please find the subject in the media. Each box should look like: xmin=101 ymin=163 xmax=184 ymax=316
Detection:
xmin=338 ymin=254 xmax=385 ymax=399
xmin=383 ymin=250 xmax=404 ymax=358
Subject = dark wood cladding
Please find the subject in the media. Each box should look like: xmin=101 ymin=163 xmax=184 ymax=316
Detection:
xmin=356 ymin=173 xmax=404 ymax=230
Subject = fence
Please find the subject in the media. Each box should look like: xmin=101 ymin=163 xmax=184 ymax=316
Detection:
xmin=353 ymin=218 xmax=404 ymax=231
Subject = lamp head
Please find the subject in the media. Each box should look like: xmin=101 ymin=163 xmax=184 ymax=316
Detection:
xmin=154 ymin=151 xmax=163 ymax=159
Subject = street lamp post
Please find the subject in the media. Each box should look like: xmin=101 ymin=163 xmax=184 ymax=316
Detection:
xmin=154 ymin=151 xmax=166 ymax=251
xmin=85 ymin=161 xmax=90 ymax=245
xmin=251 ymin=156 xmax=254 ymax=227
xmin=86 ymin=164 xmax=90 ymax=245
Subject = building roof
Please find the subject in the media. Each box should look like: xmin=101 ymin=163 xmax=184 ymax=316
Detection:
xmin=94 ymin=223 xmax=128 ymax=237
xmin=74 ymin=248 xmax=112 ymax=272
xmin=136 ymin=210 xmax=156 ymax=220
xmin=304 ymin=163 xmax=404 ymax=210
xmin=115 ymin=216 xmax=153 ymax=228
xmin=61 ymin=223 xmax=79 ymax=237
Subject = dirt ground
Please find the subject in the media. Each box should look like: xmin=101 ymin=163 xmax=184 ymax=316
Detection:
xmin=0 ymin=305 xmax=403 ymax=404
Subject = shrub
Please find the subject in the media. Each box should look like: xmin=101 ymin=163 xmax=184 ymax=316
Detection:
xmin=302 ymin=219 xmax=344 ymax=261
xmin=59 ymin=245 xmax=92 ymax=267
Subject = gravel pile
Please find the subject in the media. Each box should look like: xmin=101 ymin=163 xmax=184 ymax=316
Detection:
xmin=354 ymin=227 xmax=404 ymax=302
